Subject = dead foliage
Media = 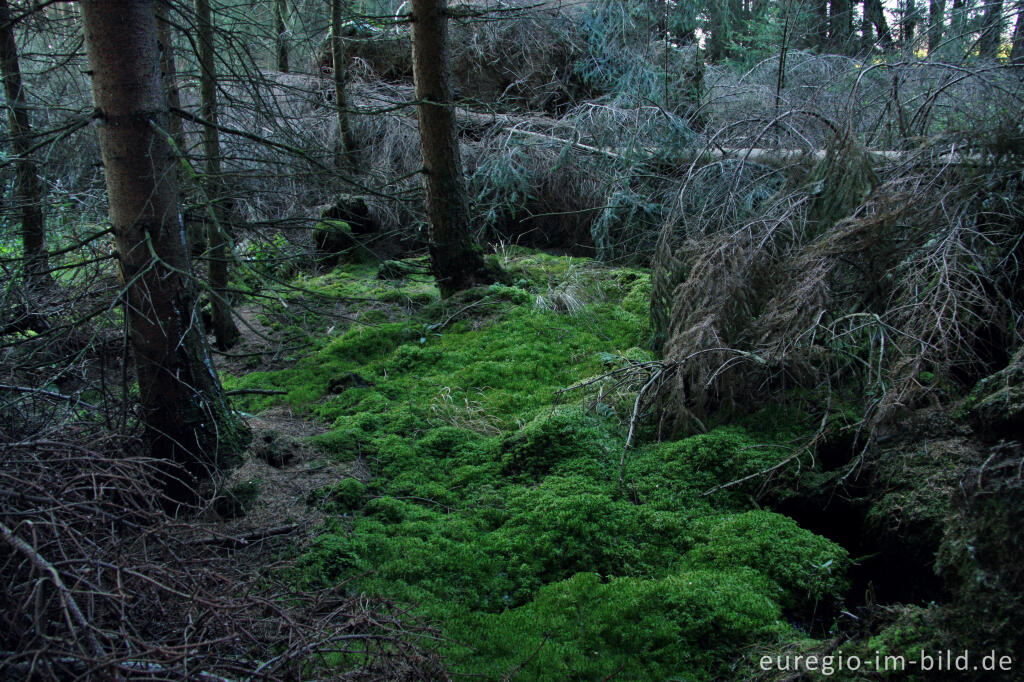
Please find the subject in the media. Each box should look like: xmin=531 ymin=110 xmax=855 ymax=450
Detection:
xmin=651 ymin=95 xmax=1024 ymax=436
xmin=0 ymin=429 xmax=446 ymax=680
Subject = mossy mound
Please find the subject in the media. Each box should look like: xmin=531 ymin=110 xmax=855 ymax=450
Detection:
xmin=968 ymin=346 xmax=1024 ymax=439
xmin=936 ymin=441 xmax=1024 ymax=667
xmin=498 ymin=406 xmax=610 ymax=477
xmin=683 ymin=510 xmax=849 ymax=616
xmin=452 ymin=570 xmax=784 ymax=681
xmin=230 ymin=251 xmax=852 ymax=678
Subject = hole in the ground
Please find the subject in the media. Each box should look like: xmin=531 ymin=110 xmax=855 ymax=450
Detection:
xmin=774 ymin=492 xmax=946 ymax=613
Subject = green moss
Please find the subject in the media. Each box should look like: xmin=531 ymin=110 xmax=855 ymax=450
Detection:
xmin=620 ymin=272 xmax=651 ymax=317
xmin=489 ymin=480 xmax=693 ymax=601
xmin=498 ymin=406 xmax=611 ymax=477
xmin=684 ymin=510 xmax=850 ymax=614
xmin=213 ymin=477 xmax=261 ymax=519
xmin=239 ymin=252 xmax=851 ymax=678
xmin=626 ymin=425 xmax=796 ymax=510
xmin=450 ymin=570 xmax=784 ymax=681
xmin=294 ymin=525 xmax=368 ymax=585
xmin=308 ymin=478 xmax=367 ymax=513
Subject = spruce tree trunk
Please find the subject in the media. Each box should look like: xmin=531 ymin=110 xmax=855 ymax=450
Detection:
xmin=156 ymin=3 xmax=184 ymax=151
xmin=928 ymin=0 xmax=946 ymax=53
xmin=196 ymin=0 xmax=240 ymax=350
xmin=276 ymin=0 xmax=289 ymax=71
xmin=861 ymin=4 xmax=875 ymax=53
xmin=829 ymin=0 xmax=855 ymax=53
xmin=81 ymin=0 xmax=248 ymax=501
xmin=331 ymin=0 xmax=356 ymax=170
xmin=951 ymin=0 xmax=968 ymax=55
xmin=0 ymin=0 xmax=49 ymax=288
xmin=864 ymin=0 xmax=895 ymax=49
xmin=156 ymin=2 xmax=197 ymax=252
xmin=410 ymin=0 xmax=496 ymax=297
xmin=811 ymin=0 xmax=829 ymax=51
xmin=978 ymin=0 xmax=1005 ymax=59
xmin=1011 ymin=0 xmax=1024 ymax=61
xmin=902 ymin=0 xmax=919 ymax=49
xmin=706 ymin=2 xmax=731 ymax=61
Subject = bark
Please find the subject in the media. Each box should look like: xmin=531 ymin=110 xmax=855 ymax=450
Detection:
xmin=899 ymin=0 xmax=919 ymax=50
xmin=80 ymin=0 xmax=247 ymax=500
xmin=829 ymin=0 xmax=855 ymax=53
xmin=156 ymin=3 xmax=184 ymax=151
xmin=1012 ymin=0 xmax=1024 ymax=60
xmin=410 ymin=0 xmax=497 ymax=297
xmin=950 ymin=0 xmax=969 ymax=55
xmin=861 ymin=2 xmax=875 ymax=52
xmin=331 ymin=0 xmax=357 ymax=170
xmin=156 ymin=1 xmax=197 ymax=252
xmin=276 ymin=0 xmax=289 ymax=72
xmin=0 ymin=0 xmax=49 ymax=288
xmin=865 ymin=0 xmax=895 ymax=49
xmin=196 ymin=0 xmax=240 ymax=350
xmin=928 ymin=0 xmax=946 ymax=53
xmin=978 ymin=0 xmax=1005 ymax=58
xmin=706 ymin=1 xmax=731 ymax=61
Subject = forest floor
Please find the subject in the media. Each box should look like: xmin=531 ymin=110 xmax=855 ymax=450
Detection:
xmin=215 ymin=249 xmax=1020 ymax=680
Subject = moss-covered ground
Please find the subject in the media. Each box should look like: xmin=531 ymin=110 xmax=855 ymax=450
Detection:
xmin=225 ymin=251 xmax=851 ymax=680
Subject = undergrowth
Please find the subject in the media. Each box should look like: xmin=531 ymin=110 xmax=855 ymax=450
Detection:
xmin=226 ymin=250 xmax=850 ymax=680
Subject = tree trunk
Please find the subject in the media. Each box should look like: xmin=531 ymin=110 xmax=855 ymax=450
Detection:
xmin=410 ymin=0 xmax=497 ymax=297
xmin=978 ymin=0 xmax=1005 ymax=58
xmin=865 ymin=0 xmax=895 ymax=49
xmin=705 ymin=1 xmax=732 ymax=61
xmin=1011 ymin=0 xmax=1024 ymax=60
xmin=0 ymin=0 xmax=49 ymax=288
xmin=155 ymin=1 xmax=198 ymax=253
xmin=331 ymin=0 xmax=356 ymax=170
xmin=928 ymin=0 xmax=946 ymax=53
xmin=276 ymin=0 xmax=289 ymax=71
xmin=156 ymin=3 xmax=184 ymax=151
xmin=950 ymin=0 xmax=968 ymax=55
xmin=829 ymin=0 xmax=855 ymax=53
xmin=861 ymin=1 xmax=875 ymax=52
xmin=902 ymin=0 xmax=919 ymax=49
xmin=807 ymin=0 xmax=828 ymax=51
xmin=80 ymin=0 xmax=248 ymax=501
xmin=196 ymin=0 xmax=240 ymax=350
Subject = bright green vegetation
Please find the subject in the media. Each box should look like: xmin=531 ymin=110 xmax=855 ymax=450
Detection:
xmin=226 ymin=251 xmax=850 ymax=680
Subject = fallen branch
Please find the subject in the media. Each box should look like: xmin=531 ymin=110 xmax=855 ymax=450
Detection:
xmin=192 ymin=524 xmax=300 ymax=547
xmin=224 ymin=388 xmax=288 ymax=397
xmin=0 ymin=520 xmax=106 ymax=660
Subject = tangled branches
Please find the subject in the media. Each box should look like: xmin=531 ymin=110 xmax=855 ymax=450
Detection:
xmin=0 ymin=434 xmax=446 ymax=680
xmin=652 ymin=122 xmax=1024 ymax=436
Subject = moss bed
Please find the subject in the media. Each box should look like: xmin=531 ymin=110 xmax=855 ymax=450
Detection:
xmin=225 ymin=250 xmax=851 ymax=680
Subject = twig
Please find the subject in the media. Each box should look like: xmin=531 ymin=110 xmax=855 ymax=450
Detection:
xmin=501 ymin=632 xmax=551 ymax=682
xmin=700 ymin=450 xmax=802 ymax=498
xmin=1 ymin=521 xmax=106 ymax=660
xmin=224 ymin=388 xmax=287 ymax=397
xmin=192 ymin=524 xmax=299 ymax=547
xmin=618 ymin=367 xmax=665 ymax=496
xmin=0 ymin=384 xmax=98 ymax=410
